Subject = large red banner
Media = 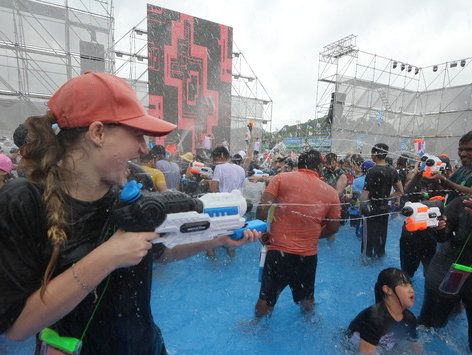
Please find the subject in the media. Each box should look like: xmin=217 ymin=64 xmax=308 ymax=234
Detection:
xmin=147 ymin=4 xmax=232 ymax=153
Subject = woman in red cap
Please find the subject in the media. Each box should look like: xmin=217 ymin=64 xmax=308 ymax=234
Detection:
xmin=0 ymin=72 xmax=260 ymax=354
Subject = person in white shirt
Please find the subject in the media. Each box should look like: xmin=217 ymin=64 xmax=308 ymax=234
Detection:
xmin=209 ymin=146 xmax=245 ymax=193
xmin=204 ymin=147 xmax=246 ymax=258
xmin=203 ymin=133 xmax=213 ymax=152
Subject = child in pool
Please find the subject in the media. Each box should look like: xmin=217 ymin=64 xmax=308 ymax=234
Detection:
xmin=347 ymin=268 xmax=421 ymax=354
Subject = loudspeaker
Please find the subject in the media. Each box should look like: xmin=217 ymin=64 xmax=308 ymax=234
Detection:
xmin=80 ymin=40 xmax=105 ymax=73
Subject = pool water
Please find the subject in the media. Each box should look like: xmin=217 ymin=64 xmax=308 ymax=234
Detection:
xmin=1 ymin=217 xmax=469 ymax=354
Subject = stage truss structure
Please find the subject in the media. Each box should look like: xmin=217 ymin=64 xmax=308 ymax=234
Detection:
xmin=112 ymin=19 xmax=273 ymax=153
xmin=315 ymin=34 xmax=472 ymax=159
xmin=0 ymin=0 xmax=114 ymax=134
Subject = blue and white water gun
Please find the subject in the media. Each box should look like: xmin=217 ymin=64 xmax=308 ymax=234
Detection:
xmin=253 ymin=169 xmax=269 ymax=177
xmin=113 ymin=180 xmax=267 ymax=248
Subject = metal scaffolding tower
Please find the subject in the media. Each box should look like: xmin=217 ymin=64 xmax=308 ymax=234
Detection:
xmin=112 ymin=20 xmax=273 ymax=153
xmin=230 ymin=42 xmax=272 ymax=152
xmin=315 ymin=34 xmax=472 ymax=158
xmin=0 ymin=0 xmax=114 ymax=133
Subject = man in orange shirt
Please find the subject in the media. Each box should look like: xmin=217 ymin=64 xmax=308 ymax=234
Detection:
xmin=255 ymin=149 xmax=341 ymax=316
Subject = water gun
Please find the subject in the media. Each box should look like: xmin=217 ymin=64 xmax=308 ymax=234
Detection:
xmin=253 ymin=169 xmax=269 ymax=177
xmin=113 ymin=181 xmax=266 ymax=248
xmin=189 ymin=161 xmax=213 ymax=178
xmin=401 ymin=196 xmax=445 ymax=232
xmin=420 ymin=154 xmax=446 ymax=178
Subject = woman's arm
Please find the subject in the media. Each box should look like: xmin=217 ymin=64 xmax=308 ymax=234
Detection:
xmin=5 ymin=230 xmax=157 ymax=341
xmin=157 ymin=230 xmax=261 ymax=264
xmin=6 ymin=247 xmax=113 ymax=341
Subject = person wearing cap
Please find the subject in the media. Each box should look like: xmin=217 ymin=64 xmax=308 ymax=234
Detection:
xmin=180 ymin=152 xmax=194 ymax=164
xmin=347 ymin=268 xmax=420 ymax=354
xmin=0 ymin=153 xmax=13 ymax=189
xmin=0 ymin=72 xmax=261 ymax=354
xmin=352 ymin=160 xmax=373 ymax=194
xmin=179 ymin=151 xmax=194 ymax=176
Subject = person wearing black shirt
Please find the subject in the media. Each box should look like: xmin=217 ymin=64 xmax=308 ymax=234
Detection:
xmin=347 ymin=268 xmax=419 ymax=354
xmin=0 ymin=72 xmax=260 ymax=354
xmin=360 ymin=143 xmax=404 ymax=258
xmin=419 ymin=196 xmax=472 ymax=351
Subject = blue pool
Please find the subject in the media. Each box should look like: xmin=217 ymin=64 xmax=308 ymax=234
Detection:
xmin=1 ymin=217 xmax=469 ymax=354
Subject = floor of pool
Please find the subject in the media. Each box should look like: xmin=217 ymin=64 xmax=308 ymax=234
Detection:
xmin=1 ymin=217 xmax=469 ymax=354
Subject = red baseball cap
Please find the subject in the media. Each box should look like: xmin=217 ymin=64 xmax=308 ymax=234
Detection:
xmin=48 ymin=72 xmax=176 ymax=136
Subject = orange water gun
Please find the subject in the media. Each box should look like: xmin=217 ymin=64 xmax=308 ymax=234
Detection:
xmin=421 ymin=155 xmax=446 ymax=178
xmin=189 ymin=161 xmax=213 ymax=177
xmin=401 ymin=196 xmax=445 ymax=232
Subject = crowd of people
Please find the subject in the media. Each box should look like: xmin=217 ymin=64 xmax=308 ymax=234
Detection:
xmin=0 ymin=71 xmax=472 ymax=354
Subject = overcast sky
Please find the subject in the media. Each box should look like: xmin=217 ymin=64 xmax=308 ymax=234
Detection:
xmin=113 ymin=0 xmax=472 ymax=130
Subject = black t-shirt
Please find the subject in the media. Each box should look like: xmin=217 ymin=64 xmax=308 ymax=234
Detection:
xmin=364 ymin=165 xmax=399 ymax=208
xmin=0 ymin=178 xmax=167 ymax=354
xmin=348 ymin=302 xmax=417 ymax=351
